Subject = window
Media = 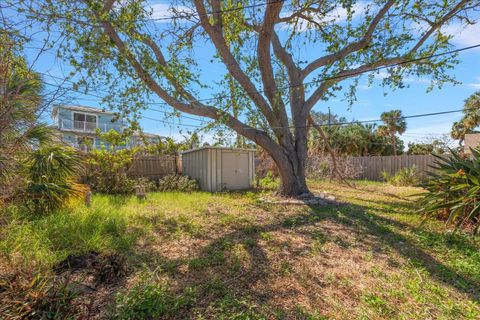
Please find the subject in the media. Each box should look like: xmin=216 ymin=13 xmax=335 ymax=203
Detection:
xmin=73 ymin=112 xmax=97 ymax=131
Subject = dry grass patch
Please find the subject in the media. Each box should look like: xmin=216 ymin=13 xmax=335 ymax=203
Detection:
xmin=1 ymin=183 xmax=479 ymax=319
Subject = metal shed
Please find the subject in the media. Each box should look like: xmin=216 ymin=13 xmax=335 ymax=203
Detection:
xmin=181 ymin=147 xmax=255 ymax=192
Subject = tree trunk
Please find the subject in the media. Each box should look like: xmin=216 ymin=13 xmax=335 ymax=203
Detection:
xmin=263 ymin=136 xmax=310 ymax=197
xmin=392 ymin=133 xmax=397 ymax=156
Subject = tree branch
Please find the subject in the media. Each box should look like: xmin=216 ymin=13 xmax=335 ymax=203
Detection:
xmin=307 ymin=114 xmax=354 ymax=187
xmin=84 ymin=2 xmax=278 ymax=151
xmin=192 ymin=0 xmax=282 ymax=130
xmin=301 ymin=0 xmax=395 ymax=79
xmin=411 ymin=0 xmax=471 ymax=53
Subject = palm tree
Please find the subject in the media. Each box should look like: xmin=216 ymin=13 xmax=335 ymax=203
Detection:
xmin=450 ymin=91 xmax=480 ymax=145
xmin=377 ymin=109 xmax=407 ymax=156
xmin=0 ymin=33 xmax=57 ymax=201
xmin=25 ymin=145 xmax=84 ymax=214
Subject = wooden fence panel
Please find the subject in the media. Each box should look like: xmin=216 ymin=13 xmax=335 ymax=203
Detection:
xmin=345 ymin=154 xmax=444 ymax=180
xmin=127 ymin=155 xmax=178 ymax=180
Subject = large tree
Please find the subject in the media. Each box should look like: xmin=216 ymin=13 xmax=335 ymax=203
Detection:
xmin=16 ymin=0 xmax=479 ymax=196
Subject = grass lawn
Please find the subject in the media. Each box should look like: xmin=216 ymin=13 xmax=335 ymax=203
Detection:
xmin=1 ymin=180 xmax=479 ymax=319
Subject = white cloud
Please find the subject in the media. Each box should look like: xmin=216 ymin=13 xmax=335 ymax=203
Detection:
xmin=279 ymin=1 xmax=369 ymax=32
xmin=371 ymin=70 xmax=431 ymax=84
xmin=333 ymin=1 xmax=369 ymax=22
xmin=466 ymin=76 xmax=480 ymax=89
xmin=442 ymin=22 xmax=480 ymax=47
xmin=149 ymin=3 xmax=194 ymax=22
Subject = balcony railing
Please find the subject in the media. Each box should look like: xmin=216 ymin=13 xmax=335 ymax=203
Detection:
xmin=59 ymin=119 xmax=120 ymax=133
xmin=69 ymin=143 xmax=127 ymax=152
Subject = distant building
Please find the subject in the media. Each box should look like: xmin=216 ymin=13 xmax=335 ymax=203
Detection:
xmin=464 ymin=133 xmax=480 ymax=154
xmin=51 ymin=105 xmax=161 ymax=151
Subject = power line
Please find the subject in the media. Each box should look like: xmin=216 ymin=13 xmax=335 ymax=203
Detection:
xmin=187 ymin=43 xmax=480 ymax=106
xmin=34 ymin=43 xmax=480 ymax=122
xmin=12 ymin=38 xmax=480 ymax=130
xmin=25 ymin=0 xmax=286 ymax=24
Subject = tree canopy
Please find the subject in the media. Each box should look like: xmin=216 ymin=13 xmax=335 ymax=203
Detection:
xmin=12 ymin=0 xmax=480 ymax=195
xmin=309 ymin=111 xmax=404 ymax=156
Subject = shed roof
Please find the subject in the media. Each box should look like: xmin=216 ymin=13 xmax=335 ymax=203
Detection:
xmin=181 ymin=146 xmax=256 ymax=155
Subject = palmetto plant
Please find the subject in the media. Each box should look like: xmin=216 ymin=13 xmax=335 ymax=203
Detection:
xmin=419 ymin=148 xmax=480 ymax=234
xmin=24 ymin=145 xmax=85 ymax=215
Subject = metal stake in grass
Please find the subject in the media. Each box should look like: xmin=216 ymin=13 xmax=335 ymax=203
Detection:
xmin=135 ymin=184 xmax=146 ymax=200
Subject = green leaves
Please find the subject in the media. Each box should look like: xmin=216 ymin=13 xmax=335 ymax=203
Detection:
xmin=450 ymin=91 xmax=480 ymax=142
xmin=24 ymin=145 xmax=84 ymax=215
xmin=419 ymin=148 xmax=480 ymax=235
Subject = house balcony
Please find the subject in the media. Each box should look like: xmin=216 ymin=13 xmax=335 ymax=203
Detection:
xmin=69 ymin=143 xmax=128 ymax=152
xmin=58 ymin=119 xmax=120 ymax=133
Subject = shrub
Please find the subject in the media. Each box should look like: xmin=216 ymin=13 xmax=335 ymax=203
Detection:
xmin=135 ymin=177 xmax=157 ymax=192
xmin=157 ymin=174 xmax=199 ymax=192
xmin=85 ymin=130 xmax=140 ymax=194
xmin=257 ymin=171 xmax=279 ymax=190
xmin=381 ymin=166 xmax=421 ymax=186
xmin=306 ymin=153 xmax=363 ymax=180
xmin=89 ymin=174 xmax=136 ymax=194
xmin=23 ymin=145 xmax=85 ymax=214
xmin=419 ymin=149 xmax=480 ymax=234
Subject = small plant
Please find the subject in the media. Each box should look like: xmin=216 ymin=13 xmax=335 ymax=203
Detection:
xmin=381 ymin=166 xmax=421 ymax=186
xmin=419 ymin=149 xmax=480 ymax=234
xmin=108 ymin=278 xmax=196 ymax=319
xmin=0 ymin=271 xmax=79 ymax=319
xmin=257 ymin=171 xmax=279 ymax=189
xmin=157 ymin=174 xmax=199 ymax=192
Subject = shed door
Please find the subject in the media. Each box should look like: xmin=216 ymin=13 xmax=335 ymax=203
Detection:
xmin=222 ymin=151 xmax=250 ymax=190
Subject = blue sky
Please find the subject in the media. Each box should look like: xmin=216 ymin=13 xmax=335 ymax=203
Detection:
xmin=20 ymin=1 xmax=480 ymax=146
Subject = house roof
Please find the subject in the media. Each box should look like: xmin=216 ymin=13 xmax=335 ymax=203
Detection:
xmin=51 ymin=104 xmax=116 ymax=118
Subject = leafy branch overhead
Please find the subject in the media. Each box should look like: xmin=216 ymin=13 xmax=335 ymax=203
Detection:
xmin=15 ymin=0 xmax=480 ymax=195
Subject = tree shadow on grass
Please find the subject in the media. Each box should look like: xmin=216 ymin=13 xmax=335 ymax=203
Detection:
xmin=124 ymin=198 xmax=480 ymax=319
xmin=305 ymin=203 xmax=480 ymax=302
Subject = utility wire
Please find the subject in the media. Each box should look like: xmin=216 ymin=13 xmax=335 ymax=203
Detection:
xmin=12 ymin=39 xmax=480 ymax=130
xmin=22 ymin=0 xmax=286 ymax=24
xmin=8 ymin=36 xmax=480 ymax=110
xmin=32 ymin=43 xmax=480 ymax=127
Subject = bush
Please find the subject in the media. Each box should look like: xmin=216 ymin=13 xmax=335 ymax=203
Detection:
xmin=419 ymin=149 xmax=480 ymax=234
xmin=306 ymin=153 xmax=363 ymax=180
xmin=23 ymin=145 xmax=85 ymax=215
xmin=257 ymin=171 xmax=279 ymax=190
xmin=135 ymin=177 xmax=157 ymax=192
xmin=85 ymin=130 xmax=141 ymax=195
xmin=89 ymin=174 xmax=136 ymax=194
xmin=381 ymin=166 xmax=421 ymax=186
xmin=157 ymin=174 xmax=198 ymax=192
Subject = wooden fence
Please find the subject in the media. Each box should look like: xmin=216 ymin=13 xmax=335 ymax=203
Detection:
xmin=347 ymin=154 xmax=443 ymax=180
xmin=127 ymin=155 xmax=180 ymax=180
